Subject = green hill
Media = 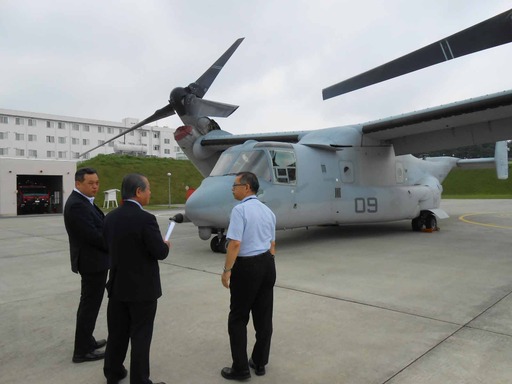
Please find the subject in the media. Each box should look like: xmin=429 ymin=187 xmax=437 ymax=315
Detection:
xmin=441 ymin=165 xmax=512 ymax=198
xmin=78 ymin=154 xmax=203 ymax=206
xmin=77 ymin=155 xmax=512 ymax=205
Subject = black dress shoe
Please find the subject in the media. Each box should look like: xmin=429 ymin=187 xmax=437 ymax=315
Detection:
xmin=221 ymin=367 xmax=250 ymax=381
xmin=94 ymin=338 xmax=107 ymax=349
xmin=249 ymin=358 xmax=265 ymax=376
xmin=72 ymin=350 xmax=105 ymax=363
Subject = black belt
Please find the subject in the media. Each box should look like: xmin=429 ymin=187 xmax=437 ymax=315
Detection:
xmin=236 ymin=250 xmax=272 ymax=261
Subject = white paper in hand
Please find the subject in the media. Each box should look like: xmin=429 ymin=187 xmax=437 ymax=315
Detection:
xmin=164 ymin=221 xmax=176 ymax=241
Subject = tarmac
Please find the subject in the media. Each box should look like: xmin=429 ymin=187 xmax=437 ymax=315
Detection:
xmin=1 ymin=199 xmax=512 ymax=384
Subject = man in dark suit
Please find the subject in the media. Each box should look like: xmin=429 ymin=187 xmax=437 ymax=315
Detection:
xmin=64 ymin=167 xmax=109 ymax=363
xmin=103 ymin=173 xmax=170 ymax=384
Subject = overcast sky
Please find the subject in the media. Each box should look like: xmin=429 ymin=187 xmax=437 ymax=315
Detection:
xmin=1 ymin=0 xmax=511 ymax=135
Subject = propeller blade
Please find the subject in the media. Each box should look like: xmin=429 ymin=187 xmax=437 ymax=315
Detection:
xmin=193 ymin=38 xmax=244 ymax=98
xmin=322 ymin=9 xmax=512 ymax=100
xmin=187 ymin=97 xmax=239 ymax=118
xmin=79 ymin=104 xmax=175 ymax=157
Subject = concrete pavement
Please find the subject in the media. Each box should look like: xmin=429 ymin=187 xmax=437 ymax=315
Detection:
xmin=1 ymin=199 xmax=512 ymax=383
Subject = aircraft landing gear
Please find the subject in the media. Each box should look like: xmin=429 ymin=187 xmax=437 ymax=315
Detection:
xmin=411 ymin=211 xmax=438 ymax=232
xmin=210 ymin=234 xmax=227 ymax=253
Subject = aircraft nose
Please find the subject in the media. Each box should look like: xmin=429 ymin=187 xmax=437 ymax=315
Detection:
xmin=185 ymin=176 xmax=236 ymax=227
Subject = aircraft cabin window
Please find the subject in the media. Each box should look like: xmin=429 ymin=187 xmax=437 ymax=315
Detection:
xmin=270 ymin=150 xmax=296 ymax=184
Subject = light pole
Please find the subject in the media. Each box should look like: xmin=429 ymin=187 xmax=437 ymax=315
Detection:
xmin=167 ymin=172 xmax=172 ymax=208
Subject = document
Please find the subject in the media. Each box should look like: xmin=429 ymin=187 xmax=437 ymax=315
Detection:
xmin=164 ymin=221 xmax=176 ymax=241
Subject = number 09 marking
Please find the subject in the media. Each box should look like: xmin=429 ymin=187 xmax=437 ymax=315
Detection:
xmin=355 ymin=197 xmax=378 ymax=213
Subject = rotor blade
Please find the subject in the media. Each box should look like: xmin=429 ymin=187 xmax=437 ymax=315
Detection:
xmin=193 ymin=38 xmax=244 ymax=98
xmin=322 ymin=9 xmax=512 ymax=100
xmin=79 ymin=104 xmax=175 ymax=157
xmin=187 ymin=97 xmax=239 ymax=118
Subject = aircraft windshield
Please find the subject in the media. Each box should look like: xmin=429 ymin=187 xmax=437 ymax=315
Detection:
xmin=211 ymin=148 xmax=297 ymax=185
xmin=210 ymin=150 xmax=271 ymax=181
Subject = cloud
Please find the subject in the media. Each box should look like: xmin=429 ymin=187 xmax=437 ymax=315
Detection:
xmin=1 ymin=0 xmax=511 ymax=135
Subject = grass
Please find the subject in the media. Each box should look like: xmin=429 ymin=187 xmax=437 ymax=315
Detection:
xmin=78 ymin=154 xmax=203 ymax=205
xmin=441 ymin=166 xmax=512 ymax=198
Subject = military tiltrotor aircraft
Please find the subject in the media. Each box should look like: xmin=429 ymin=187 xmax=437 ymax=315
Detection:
xmin=83 ymin=9 xmax=512 ymax=253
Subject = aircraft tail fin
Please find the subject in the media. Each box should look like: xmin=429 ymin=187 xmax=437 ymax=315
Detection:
xmin=455 ymin=141 xmax=509 ymax=179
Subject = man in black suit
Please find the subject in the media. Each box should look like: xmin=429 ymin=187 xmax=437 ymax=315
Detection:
xmin=64 ymin=167 xmax=109 ymax=363
xmin=103 ymin=173 xmax=170 ymax=384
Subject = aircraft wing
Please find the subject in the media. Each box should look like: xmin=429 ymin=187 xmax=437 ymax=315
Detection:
xmin=361 ymin=89 xmax=512 ymax=155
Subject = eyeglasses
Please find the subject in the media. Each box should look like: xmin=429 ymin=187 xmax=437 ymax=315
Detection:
xmin=232 ymin=183 xmax=247 ymax=188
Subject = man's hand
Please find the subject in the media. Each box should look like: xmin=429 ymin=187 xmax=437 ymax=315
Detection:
xmin=221 ymin=270 xmax=231 ymax=288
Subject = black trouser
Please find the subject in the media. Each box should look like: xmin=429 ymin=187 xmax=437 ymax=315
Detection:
xmin=74 ymin=270 xmax=108 ymax=355
xmin=103 ymin=299 xmax=157 ymax=384
xmin=228 ymin=251 xmax=276 ymax=372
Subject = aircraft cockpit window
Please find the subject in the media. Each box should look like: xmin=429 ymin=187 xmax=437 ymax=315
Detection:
xmin=210 ymin=150 xmax=271 ymax=181
xmin=270 ymin=150 xmax=296 ymax=184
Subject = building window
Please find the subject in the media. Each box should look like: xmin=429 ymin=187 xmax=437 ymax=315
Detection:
xmin=98 ymin=140 xmax=105 ymax=145
xmin=107 ymin=127 xmax=113 ymax=134
xmin=16 ymin=148 xmax=25 ymax=156
xmin=164 ymin=138 xmax=170 ymax=144
xmin=83 ymin=139 xmax=89 ymax=145
xmin=72 ymin=138 xmax=80 ymax=145
xmin=164 ymin=149 xmax=170 ymax=154
xmin=98 ymin=126 xmax=104 ymax=133
xmin=15 ymin=133 xmax=25 ymax=141
xmin=28 ymin=119 xmax=36 ymax=126
xmin=28 ymin=134 xmax=37 ymax=141
xmin=141 ymin=131 xmax=147 ymax=137
xmin=28 ymin=149 xmax=37 ymax=158
xmin=58 ymin=151 xmax=67 ymax=158
xmin=0 ymin=116 xmax=8 ymax=124
xmin=58 ymin=122 xmax=65 ymax=129
xmin=108 ymin=142 xmax=114 ymax=147
xmin=153 ymin=132 xmax=160 ymax=138
xmin=0 ymin=148 xmax=7 ymax=155
xmin=47 ymin=150 xmax=55 ymax=158
xmin=0 ymin=132 xmax=7 ymax=139
xmin=15 ymin=117 xmax=24 ymax=125
xmin=72 ymin=123 xmax=80 ymax=131
xmin=83 ymin=125 xmax=90 ymax=132
xmin=46 ymin=121 xmax=54 ymax=128
xmin=72 ymin=152 xmax=80 ymax=159
xmin=58 ymin=137 xmax=66 ymax=144
xmin=153 ymin=145 xmax=160 ymax=151
xmin=46 ymin=136 xmax=55 ymax=143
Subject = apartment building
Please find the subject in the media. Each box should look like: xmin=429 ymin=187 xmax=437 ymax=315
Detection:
xmin=0 ymin=108 xmax=187 ymax=160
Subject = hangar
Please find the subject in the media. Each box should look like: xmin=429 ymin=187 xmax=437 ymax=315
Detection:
xmin=0 ymin=158 xmax=75 ymax=216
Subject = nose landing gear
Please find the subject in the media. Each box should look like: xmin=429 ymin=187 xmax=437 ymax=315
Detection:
xmin=210 ymin=234 xmax=228 ymax=253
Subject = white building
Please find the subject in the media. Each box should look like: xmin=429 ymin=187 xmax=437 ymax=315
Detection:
xmin=0 ymin=108 xmax=188 ymax=160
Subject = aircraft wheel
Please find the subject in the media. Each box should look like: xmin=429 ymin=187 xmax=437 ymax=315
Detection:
xmin=425 ymin=214 xmax=437 ymax=230
xmin=210 ymin=237 xmax=220 ymax=252
xmin=210 ymin=236 xmax=227 ymax=254
xmin=411 ymin=217 xmax=422 ymax=231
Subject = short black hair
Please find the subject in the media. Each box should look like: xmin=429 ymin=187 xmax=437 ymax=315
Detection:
xmin=75 ymin=167 xmax=97 ymax=182
xmin=121 ymin=173 xmax=147 ymax=199
xmin=237 ymin=172 xmax=259 ymax=193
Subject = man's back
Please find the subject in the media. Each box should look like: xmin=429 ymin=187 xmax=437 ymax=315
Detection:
xmin=103 ymin=201 xmax=169 ymax=301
